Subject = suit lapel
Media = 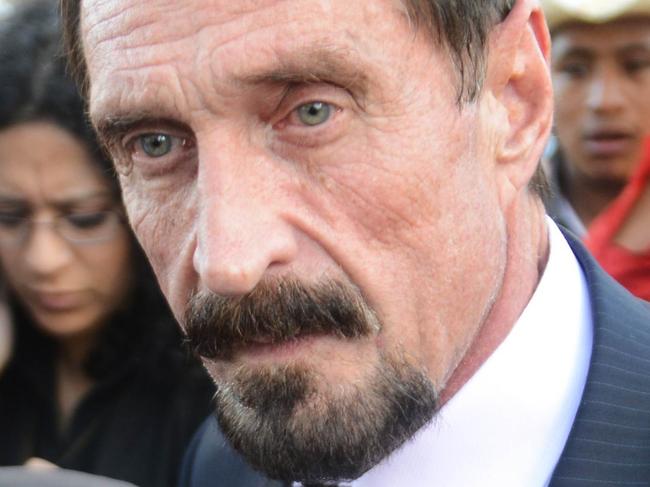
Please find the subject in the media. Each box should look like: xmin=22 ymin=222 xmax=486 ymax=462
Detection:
xmin=549 ymin=231 xmax=650 ymax=486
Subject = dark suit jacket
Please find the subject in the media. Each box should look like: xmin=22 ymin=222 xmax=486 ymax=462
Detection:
xmin=179 ymin=233 xmax=650 ymax=487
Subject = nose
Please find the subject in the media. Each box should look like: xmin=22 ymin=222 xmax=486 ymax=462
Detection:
xmin=193 ymin=135 xmax=299 ymax=297
xmin=23 ymin=223 xmax=74 ymax=276
xmin=586 ymin=65 xmax=627 ymax=115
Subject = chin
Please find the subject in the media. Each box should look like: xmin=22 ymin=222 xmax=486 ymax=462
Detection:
xmin=32 ymin=310 xmax=104 ymax=340
xmin=211 ymin=350 xmax=439 ymax=484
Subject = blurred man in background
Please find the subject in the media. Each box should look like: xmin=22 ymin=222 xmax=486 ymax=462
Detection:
xmin=542 ymin=0 xmax=650 ymax=235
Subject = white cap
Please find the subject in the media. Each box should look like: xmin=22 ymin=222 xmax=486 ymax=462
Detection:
xmin=541 ymin=0 xmax=650 ymax=31
xmin=0 ymin=1 xmax=15 ymax=20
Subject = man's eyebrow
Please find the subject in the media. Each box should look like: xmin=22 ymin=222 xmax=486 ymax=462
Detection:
xmin=235 ymin=48 xmax=370 ymax=96
xmin=617 ymin=42 xmax=650 ymax=55
xmin=93 ymin=111 xmax=189 ymax=147
xmin=555 ymin=47 xmax=593 ymax=60
xmin=92 ymin=49 xmax=369 ymax=141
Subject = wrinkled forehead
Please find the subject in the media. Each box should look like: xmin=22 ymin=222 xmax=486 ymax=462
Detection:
xmin=81 ymin=0 xmax=415 ymax=119
xmin=80 ymin=0 xmax=410 ymax=44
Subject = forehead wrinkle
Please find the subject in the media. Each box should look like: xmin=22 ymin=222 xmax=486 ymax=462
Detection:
xmin=83 ymin=0 xmax=188 ymax=47
xmin=91 ymin=76 xmax=218 ymax=142
xmin=82 ymin=0 xmax=137 ymax=35
xmin=85 ymin=2 xmax=330 ymax=124
xmin=90 ymin=63 xmax=196 ymax=133
xmin=83 ymin=1 xmax=154 ymax=64
xmin=84 ymin=0 xmax=293 ymax=63
xmin=236 ymin=45 xmax=369 ymax=96
xmin=88 ymin=0 xmax=421 ymax=131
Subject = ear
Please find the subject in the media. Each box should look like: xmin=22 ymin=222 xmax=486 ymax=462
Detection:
xmin=484 ymin=0 xmax=553 ymax=200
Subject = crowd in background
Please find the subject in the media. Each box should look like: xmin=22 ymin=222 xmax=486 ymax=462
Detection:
xmin=543 ymin=0 xmax=650 ymax=300
xmin=0 ymin=0 xmax=648 ymax=486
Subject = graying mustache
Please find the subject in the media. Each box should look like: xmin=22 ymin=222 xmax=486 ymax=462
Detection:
xmin=181 ymin=279 xmax=380 ymax=360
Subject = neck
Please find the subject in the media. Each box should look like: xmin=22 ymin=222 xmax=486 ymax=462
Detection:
xmin=57 ymin=329 xmax=97 ymax=372
xmin=562 ymin=165 xmax=624 ymax=228
xmin=440 ymin=194 xmax=549 ymax=405
xmin=55 ymin=330 xmax=98 ymax=431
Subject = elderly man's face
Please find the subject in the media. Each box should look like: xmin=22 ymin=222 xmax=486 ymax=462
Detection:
xmin=82 ymin=0 xmax=512 ymax=481
xmin=551 ymin=18 xmax=650 ymax=184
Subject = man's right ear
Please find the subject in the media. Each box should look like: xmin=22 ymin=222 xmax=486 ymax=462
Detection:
xmin=483 ymin=0 xmax=554 ymax=203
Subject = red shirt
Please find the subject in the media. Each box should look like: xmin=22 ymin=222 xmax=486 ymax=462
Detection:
xmin=585 ymin=138 xmax=650 ymax=301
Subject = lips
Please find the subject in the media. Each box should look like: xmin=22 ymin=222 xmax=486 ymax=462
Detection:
xmin=237 ymin=333 xmax=322 ymax=361
xmin=583 ymin=129 xmax=635 ymax=158
xmin=27 ymin=289 xmax=84 ymax=312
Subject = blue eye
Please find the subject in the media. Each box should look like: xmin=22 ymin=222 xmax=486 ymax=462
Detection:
xmin=139 ymin=134 xmax=173 ymax=157
xmin=297 ymin=102 xmax=332 ymax=126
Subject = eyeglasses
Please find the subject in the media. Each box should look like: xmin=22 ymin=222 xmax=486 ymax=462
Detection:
xmin=0 ymin=210 xmax=124 ymax=247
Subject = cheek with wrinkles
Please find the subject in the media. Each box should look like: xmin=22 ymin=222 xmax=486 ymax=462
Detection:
xmin=301 ymin=114 xmax=472 ymax=251
xmin=317 ymin=165 xmax=435 ymax=248
xmin=121 ymin=175 xmax=196 ymax=281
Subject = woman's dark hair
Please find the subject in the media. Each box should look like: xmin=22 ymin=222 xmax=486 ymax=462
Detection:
xmin=0 ymin=0 xmax=112 ymax=182
xmin=0 ymin=0 xmax=178 ymax=379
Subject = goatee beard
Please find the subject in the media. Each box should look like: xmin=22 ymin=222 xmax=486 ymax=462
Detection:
xmin=215 ymin=356 xmax=438 ymax=483
xmin=182 ymin=278 xmax=438 ymax=483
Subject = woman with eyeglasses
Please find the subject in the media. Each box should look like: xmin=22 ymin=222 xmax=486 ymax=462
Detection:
xmin=0 ymin=2 xmax=215 ymax=487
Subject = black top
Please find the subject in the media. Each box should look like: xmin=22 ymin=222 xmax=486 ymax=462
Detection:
xmin=0 ymin=300 xmax=215 ymax=487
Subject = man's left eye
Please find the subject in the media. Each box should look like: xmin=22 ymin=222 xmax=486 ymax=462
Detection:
xmin=296 ymin=102 xmax=332 ymax=126
xmin=138 ymin=133 xmax=173 ymax=158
